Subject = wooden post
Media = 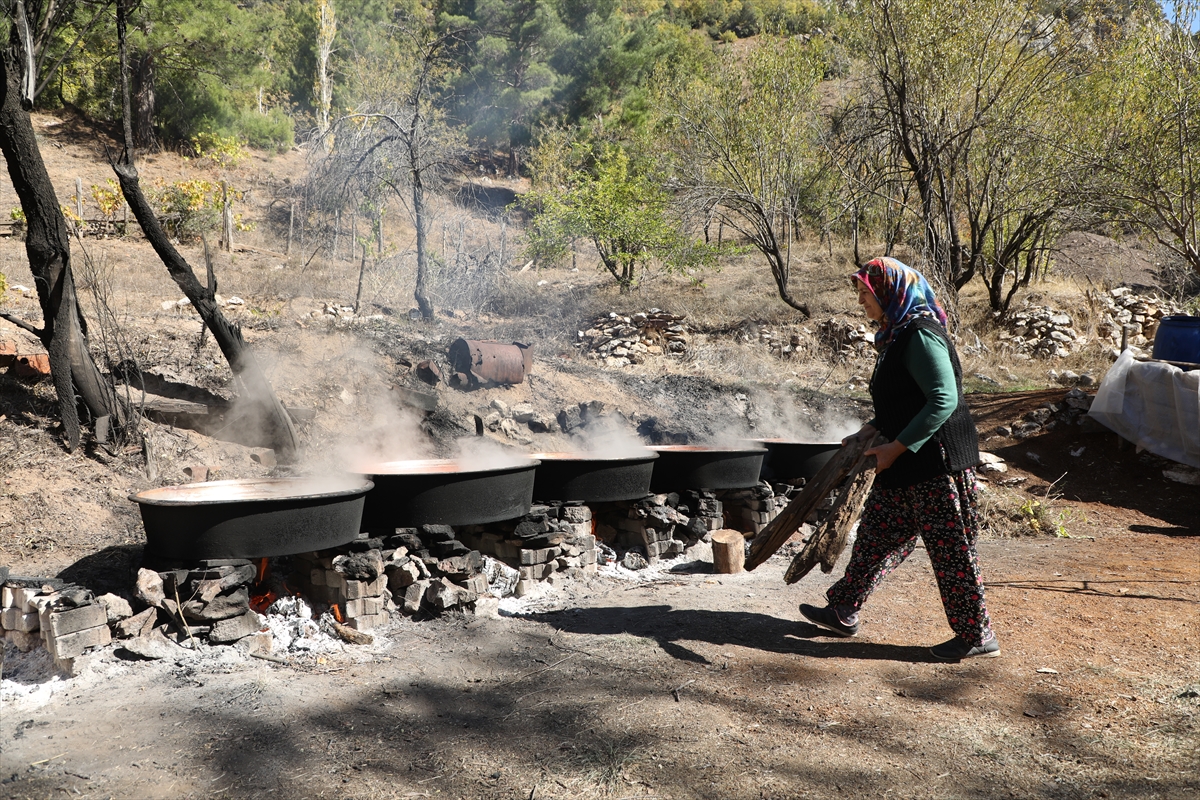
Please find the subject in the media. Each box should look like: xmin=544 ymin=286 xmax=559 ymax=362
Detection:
xmin=220 ymin=181 xmax=233 ymax=252
xmin=286 ymin=201 xmax=294 ymax=256
xmin=75 ymin=177 xmax=84 ymax=229
xmin=333 ymin=209 xmax=340 ymax=261
xmin=711 ymin=529 xmax=746 ymax=574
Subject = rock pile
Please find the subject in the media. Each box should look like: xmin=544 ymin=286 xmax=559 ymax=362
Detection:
xmin=719 ymin=482 xmax=791 ymax=536
xmin=376 ymin=526 xmax=489 ymax=615
xmin=291 ymin=546 xmax=392 ymax=631
xmin=992 ymin=387 xmax=1095 ymax=440
xmin=998 ymin=303 xmax=1085 ymax=359
xmin=816 ymin=317 xmax=874 ymax=360
xmin=576 ymin=310 xmax=689 ymax=367
xmin=1094 ymin=287 xmax=1180 ymax=354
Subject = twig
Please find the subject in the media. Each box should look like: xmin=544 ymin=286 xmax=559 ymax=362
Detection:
xmin=671 ymin=679 xmax=695 ymax=702
xmin=30 ymin=753 xmax=66 ymax=766
xmin=249 ymin=651 xmax=288 ymax=664
xmin=0 ymin=311 xmax=42 ymax=336
xmin=503 ymin=653 xmax=576 ymax=685
xmin=173 ymin=584 xmax=197 ymax=649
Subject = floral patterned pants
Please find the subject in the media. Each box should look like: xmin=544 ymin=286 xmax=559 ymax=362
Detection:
xmin=826 ymin=468 xmax=993 ymax=646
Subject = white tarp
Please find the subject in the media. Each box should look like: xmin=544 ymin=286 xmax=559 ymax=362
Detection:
xmin=1088 ymin=349 xmax=1200 ymax=468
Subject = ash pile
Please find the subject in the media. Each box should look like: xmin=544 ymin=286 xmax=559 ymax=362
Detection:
xmin=576 ymin=310 xmax=689 ymax=367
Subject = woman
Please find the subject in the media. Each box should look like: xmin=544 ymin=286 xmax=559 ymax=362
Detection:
xmin=800 ymin=257 xmax=999 ymax=661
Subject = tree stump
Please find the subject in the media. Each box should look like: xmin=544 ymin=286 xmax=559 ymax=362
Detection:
xmin=711 ymin=529 xmax=746 ymax=574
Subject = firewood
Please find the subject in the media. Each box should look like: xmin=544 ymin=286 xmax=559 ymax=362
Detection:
xmin=331 ymin=620 xmax=373 ymax=645
xmin=710 ymin=529 xmax=746 ymax=574
xmin=745 ymin=434 xmax=885 ymax=571
xmin=785 ymin=463 xmax=876 ymax=584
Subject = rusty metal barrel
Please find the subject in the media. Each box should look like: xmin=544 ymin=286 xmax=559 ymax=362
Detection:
xmin=448 ymin=339 xmax=531 ymax=386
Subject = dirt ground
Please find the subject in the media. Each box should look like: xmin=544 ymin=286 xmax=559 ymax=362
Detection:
xmin=1 ymin=397 xmax=1197 ymax=800
xmin=1 ymin=112 xmax=1198 ymax=800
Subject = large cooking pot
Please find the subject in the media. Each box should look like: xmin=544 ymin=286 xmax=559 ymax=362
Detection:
xmin=648 ymin=445 xmax=766 ymax=492
xmin=131 ymin=476 xmax=372 ymax=561
xmin=358 ymin=458 xmax=538 ymax=529
xmin=755 ymin=439 xmax=842 ymax=482
xmin=531 ymin=451 xmax=658 ymax=503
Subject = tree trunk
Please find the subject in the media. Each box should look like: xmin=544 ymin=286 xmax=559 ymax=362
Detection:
xmin=132 ymin=50 xmax=157 ymax=151
xmin=111 ymin=161 xmax=300 ymax=463
xmin=0 ymin=44 xmax=123 ymax=451
xmin=413 ymin=178 xmax=434 ymax=320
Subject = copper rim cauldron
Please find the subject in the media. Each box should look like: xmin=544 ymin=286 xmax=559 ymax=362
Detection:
xmin=357 ymin=458 xmax=538 ymax=530
xmin=647 ymin=445 xmax=766 ymax=492
xmin=530 ymin=451 xmax=658 ymax=503
xmin=754 ymin=439 xmax=843 ymax=482
xmin=131 ymin=476 xmax=372 ymax=561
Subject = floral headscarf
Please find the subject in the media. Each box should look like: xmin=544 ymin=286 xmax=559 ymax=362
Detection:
xmin=852 ymin=257 xmax=947 ymax=351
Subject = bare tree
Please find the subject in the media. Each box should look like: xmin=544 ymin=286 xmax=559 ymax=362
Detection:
xmin=313 ymin=20 xmax=465 ymax=320
xmin=0 ymin=1 xmax=126 ymax=450
xmin=657 ymin=36 xmax=828 ymax=316
xmin=840 ymin=0 xmax=1088 ymax=312
xmin=110 ymin=0 xmax=300 ymax=461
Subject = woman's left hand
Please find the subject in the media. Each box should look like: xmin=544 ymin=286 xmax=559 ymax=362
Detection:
xmin=865 ymin=440 xmax=907 ymax=473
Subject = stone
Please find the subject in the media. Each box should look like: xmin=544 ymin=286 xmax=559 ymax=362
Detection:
xmin=473 ymin=596 xmax=500 ymax=618
xmin=403 ymin=581 xmax=428 ymax=615
xmin=114 ymin=607 xmax=159 ymax=639
xmin=117 ymin=631 xmax=178 ymax=660
xmin=490 ymin=398 xmax=511 ymax=417
xmin=209 ymin=611 xmax=263 ymax=644
xmin=420 ymin=524 xmax=456 ymax=542
xmin=425 ymin=578 xmax=460 ymax=611
xmin=560 ymin=505 xmax=592 ymax=523
xmin=181 ymin=587 xmax=250 ymax=622
xmin=6 ymin=629 xmax=42 ymax=652
xmin=96 ymin=593 xmax=133 ymax=623
xmin=621 ymin=551 xmax=649 ymax=570
xmin=388 ymin=561 xmax=422 ymax=589
xmin=136 ymin=568 xmax=166 ymax=608
xmin=511 ymin=403 xmax=534 ymax=423
xmin=514 ymin=579 xmax=535 ymax=598
xmin=238 ymin=632 xmax=274 ymax=659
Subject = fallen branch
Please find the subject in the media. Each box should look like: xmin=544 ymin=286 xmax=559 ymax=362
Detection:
xmin=785 ymin=461 xmax=876 ymax=584
xmin=331 ymin=620 xmax=373 ymax=645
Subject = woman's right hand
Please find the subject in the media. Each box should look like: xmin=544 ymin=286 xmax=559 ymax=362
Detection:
xmin=841 ymin=424 xmax=878 ymax=447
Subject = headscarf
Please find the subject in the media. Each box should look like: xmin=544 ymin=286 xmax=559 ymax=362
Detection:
xmin=852 ymin=257 xmax=947 ymax=351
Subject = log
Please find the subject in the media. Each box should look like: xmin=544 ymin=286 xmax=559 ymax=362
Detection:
xmin=745 ymin=434 xmax=885 ymax=571
xmin=784 ymin=464 xmax=876 ymax=584
xmin=711 ymin=529 xmax=746 ymax=574
xmin=331 ymin=620 xmax=373 ymax=645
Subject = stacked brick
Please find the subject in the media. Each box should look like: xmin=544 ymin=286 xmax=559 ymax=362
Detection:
xmin=718 ymin=482 xmax=791 ymax=536
xmin=1 ymin=576 xmax=114 ymax=674
xmin=458 ymin=506 xmax=598 ymax=596
xmin=290 ymin=545 xmax=391 ymax=631
xmin=593 ymin=492 xmax=721 ymax=564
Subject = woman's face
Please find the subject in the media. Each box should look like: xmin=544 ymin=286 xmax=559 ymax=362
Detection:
xmin=857 ymin=283 xmax=885 ymax=322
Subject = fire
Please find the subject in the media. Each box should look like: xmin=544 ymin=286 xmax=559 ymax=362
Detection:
xmin=332 ymin=604 xmax=344 ymax=623
xmin=249 ymin=558 xmax=279 ymax=613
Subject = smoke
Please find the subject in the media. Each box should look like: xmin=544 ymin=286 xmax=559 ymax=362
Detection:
xmin=451 ymin=435 xmax=530 ymax=470
xmin=324 ymin=384 xmax=435 ymax=473
xmin=745 ymin=391 xmax=867 ymax=443
xmin=571 ymin=417 xmax=650 ymax=458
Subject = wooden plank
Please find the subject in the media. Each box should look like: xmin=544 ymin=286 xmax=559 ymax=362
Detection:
xmin=745 ymin=434 xmax=884 ymax=571
xmin=784 ymin=463 xmax=876 ymax=584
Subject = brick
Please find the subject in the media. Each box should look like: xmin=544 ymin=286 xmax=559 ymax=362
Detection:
xmin=364 ymin=596 xmax=384 ymax=615
xmin=1 ymin=586 xmax=14 ymax=608
xmin=578 ymin=549 xmax=596 ymax=565
xmin=347 ymin=612 xmax=387 ymax=631
xmin=1 ymin=609 xmax=39 ymax=632
xmin=344 ymin=579 xmax=370 ymax=600
xmin=343 ymin=598 xmax=367 ymax=618
xmin=310 ymin=568 xmax=326 ymax=587
xmin=513 ymin=579 xmax=535 ymax=597
xmin=45 ymin=624 xmax=111 ymax=661
xmin=325 ymin=570 xmax=344 ymax=591
xmin=40 ymin=599 xmax=105 ymax=638
xmin=461 ymin=574 xmax=488 ymax=595
xmin=520 ymin=547 xmax=559 ymax=566
xmin=368 ymin=575 xmax=387 ymax=595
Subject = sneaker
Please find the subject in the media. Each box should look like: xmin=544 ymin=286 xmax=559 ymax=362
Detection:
xmin=799 ymin=603 xmax=859 ymax=637
xmin=930 ymin=634 xmax=1001 ymax=661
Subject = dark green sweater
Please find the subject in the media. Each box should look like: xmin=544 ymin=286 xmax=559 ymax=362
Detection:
xmin=868 ymin=327 xmax=957 ymax=454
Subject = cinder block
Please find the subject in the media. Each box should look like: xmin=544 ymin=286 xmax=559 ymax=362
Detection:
xmin=1 ymin=609 xmax=39 ymax=632
xmin=43 ymin=604 xmax=107 ymax=638
xmin=45 ymin=624 xmax=111 ymax=661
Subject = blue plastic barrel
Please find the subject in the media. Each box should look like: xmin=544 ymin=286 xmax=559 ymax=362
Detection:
xmin=1152 ymin=315 xmax=1200 ymax=363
